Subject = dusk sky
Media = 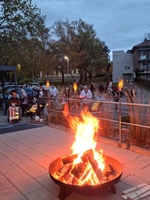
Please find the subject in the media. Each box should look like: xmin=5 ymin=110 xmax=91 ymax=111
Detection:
xmin=32 ymin=0 xmax=150 ymax=59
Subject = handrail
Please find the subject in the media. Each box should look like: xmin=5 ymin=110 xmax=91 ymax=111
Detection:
xmin=45 ymin=96 xmax=150 ymax=147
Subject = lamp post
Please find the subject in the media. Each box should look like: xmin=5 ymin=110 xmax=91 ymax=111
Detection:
xmin=64 ymin=56 xmax=69 ymax=87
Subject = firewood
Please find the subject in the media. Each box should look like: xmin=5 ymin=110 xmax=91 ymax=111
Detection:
xmin=62 ymin=153 xmax=78 ymax=164
xmin=57 ymin=164 xmax=71 ymax=176
xmin=71 ymin=162 xmax=86 ymax=179
xmin=72 ymin=176 xmax=80 ymax=185
xmin=85 ymin=153 xmax=102 ymax=184
xmin=62 ymin=165 xmax=74 ymax=181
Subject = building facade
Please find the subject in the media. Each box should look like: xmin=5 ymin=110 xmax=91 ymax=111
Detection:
xmin=112 ymin=39 xmax=150 ymax=83
xmin=132 ymin=39 xmax=150 ymax=79
xmin=112 ymin=50 xmax=133 ymax=83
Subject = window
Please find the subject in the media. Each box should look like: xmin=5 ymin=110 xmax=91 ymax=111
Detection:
xmin=125 ymin=66 xmax=130 ymax=70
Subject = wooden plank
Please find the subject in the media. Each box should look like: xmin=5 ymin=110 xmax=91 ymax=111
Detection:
xmin=127 ymin=185 xmax=150 ymax=200
xmin=121 ymin=194 xmax=128 ymax=200
xmin=133 ymin=189 xmax=150 ymax=199
xmin=122 ymin=183 xmax=147 ymax=195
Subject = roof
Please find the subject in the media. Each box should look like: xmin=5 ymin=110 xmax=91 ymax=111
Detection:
xmin=0 ymin=65 xmax=16 ymax=72
xmin=132 ymin=39 xmax=150 ymax=52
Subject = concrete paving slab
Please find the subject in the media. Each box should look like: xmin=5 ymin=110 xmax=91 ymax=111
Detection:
xmin=0 ymin=186 xmax=27 ymax=200
xmin=0 ymin=173 xmax=14 ymax=192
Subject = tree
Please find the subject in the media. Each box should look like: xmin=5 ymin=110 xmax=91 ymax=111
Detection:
xmin=0 ymin=0 xmax=50 ymax=80
xmin=51 ymin=19 xmax=110 ymax=83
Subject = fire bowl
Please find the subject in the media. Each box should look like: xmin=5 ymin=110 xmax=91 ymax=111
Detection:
xmin=49 ymin=155 xmax=123 ymax=200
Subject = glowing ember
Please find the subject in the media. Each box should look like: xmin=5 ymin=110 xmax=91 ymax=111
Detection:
xmin=118 ymin=79 xmax=123 ymax=91
xmin=73 ymin=82 xmax=77 ymax=93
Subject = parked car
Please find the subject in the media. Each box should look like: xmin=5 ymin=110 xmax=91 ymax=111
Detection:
xmin=27 ymin=82 xmax=40 ymax=90
xmin=0 ymin=87 xmax=37 ymax=99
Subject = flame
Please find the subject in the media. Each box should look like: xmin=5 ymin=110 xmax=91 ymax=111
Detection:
xmin=46 ymin=80 xmax=50 ymax=88
xmin=73 ymin=82 xmax=77 ymax=92
xmin=118 ymin=79 xmax=123 ymax=91
xmin=62 ymin=105 xmax=105 ymax=181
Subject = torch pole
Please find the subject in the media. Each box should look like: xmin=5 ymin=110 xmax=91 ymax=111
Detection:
xmin=118 ymin=91 xmax=121 ymax=146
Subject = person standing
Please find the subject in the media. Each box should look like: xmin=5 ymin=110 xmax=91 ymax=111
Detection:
xmin=20 ymin=85 xmax=27 ymax=102
xmin=98 ymin=82 xmax=105 ymax=94
xmin=90 ymin=82 xmax=96 ymax=98
xmin=80 ymin=86 xmax=92 ymax=111
xmin=49 ymin=84 xmax=58 ymax=97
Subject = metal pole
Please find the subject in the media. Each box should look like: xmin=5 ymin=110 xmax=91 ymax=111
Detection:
xmin=118 ymin=91 xmax=122 ymax=146
xmin=67 ymin=59 xmax=69 ymax=87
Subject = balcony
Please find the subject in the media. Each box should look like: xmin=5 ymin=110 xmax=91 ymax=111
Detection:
xmin=140 ymin=66 xmax=146 ymax=70
xmin=139 ymin=55 xmax=146 ymax=60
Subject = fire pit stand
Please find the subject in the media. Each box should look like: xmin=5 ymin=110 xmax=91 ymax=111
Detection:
xmin=49 ymin=155 xmax=123 ymax=200
xmin=55 ymin=182 xmax=117 ymax=200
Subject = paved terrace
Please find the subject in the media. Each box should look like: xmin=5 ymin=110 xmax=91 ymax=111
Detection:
xmin=0 ymin=125 xmax=150 ymax=200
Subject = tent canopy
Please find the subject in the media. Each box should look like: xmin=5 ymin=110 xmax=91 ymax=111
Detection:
xmin=0 ymin=65 xmax=16 ymax=72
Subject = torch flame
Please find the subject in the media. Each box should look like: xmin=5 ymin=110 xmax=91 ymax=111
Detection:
xmin=118 ymin=79 xmax=123 ymax=91
xmin=73 ymin=82 xmax=77 ymax=92
xmin=46 ymin=80 xmax=50 ymax=88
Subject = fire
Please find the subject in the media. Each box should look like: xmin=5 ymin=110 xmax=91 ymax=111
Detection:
xmin=73 ymin=82 xmax=77 ymax=93
xmin=46 ymin=80 xmax=50 ymax=88
xmin=62 ymin=106 xmax=106 ymax=185
xmin=118 ymin=79 xmax=123 ymax=91
xmin=70 ymin=109 xmax=99 ymax=155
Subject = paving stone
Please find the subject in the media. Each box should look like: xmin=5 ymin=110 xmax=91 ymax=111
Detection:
xmin=20 ymin=161 xmax=48 ymax=178
xmin=2 ymin=151 xmax=32 ymax=166
xmin=121 ymin=174 xmax=149 ymax=187
xmin=0 ymin=186 xmax=27 ymax=200
xmin=7 ymin=172 xmax=43 ymax=195
xmin=0 ymin=173 xmax=14 ymax=192
xmin=25 ymin=187 xmax=58 ymax=200
xmin=0 ymin=159 xmax=24 ymax=177
xmin=35 ymin=173 xmax=60 ymax=196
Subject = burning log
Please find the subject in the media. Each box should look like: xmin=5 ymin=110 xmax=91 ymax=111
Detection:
xmin=81 ymin=149 xmax=103 ymax=184
xmin=71 ymin=162 xmax=86 ymax=179
xmin=62 ymin=154 xmax=78 ymax=165
xmin=54 ymin=149 xmax=116 ymax=186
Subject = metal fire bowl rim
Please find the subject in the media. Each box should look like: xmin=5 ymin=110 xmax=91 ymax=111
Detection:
xmin=49 ymin=154 xmax=123 ymax=190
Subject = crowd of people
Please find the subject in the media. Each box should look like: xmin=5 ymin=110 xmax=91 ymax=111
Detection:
xmin=6 ymin=78 xmax=137 ymax=120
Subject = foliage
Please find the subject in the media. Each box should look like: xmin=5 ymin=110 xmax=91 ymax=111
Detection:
xmin=0 ymin=0 xmax=51 ymax=78
xmin=0 ymin=2 xmax=110 ymax=83
xmin=51 ymin=19 xmax=110 ymax=83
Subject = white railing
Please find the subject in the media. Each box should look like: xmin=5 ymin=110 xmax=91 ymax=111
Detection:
xmin=46 ymin=96 xmax=150 ymax=147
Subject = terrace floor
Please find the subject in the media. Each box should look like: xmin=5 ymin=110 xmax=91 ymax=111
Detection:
xmin=0 ymin=125 xmax=150 ymax=200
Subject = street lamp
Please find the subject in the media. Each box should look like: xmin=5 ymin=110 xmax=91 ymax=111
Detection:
xmin=64 ymin=56 xmax=69 ymax=87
